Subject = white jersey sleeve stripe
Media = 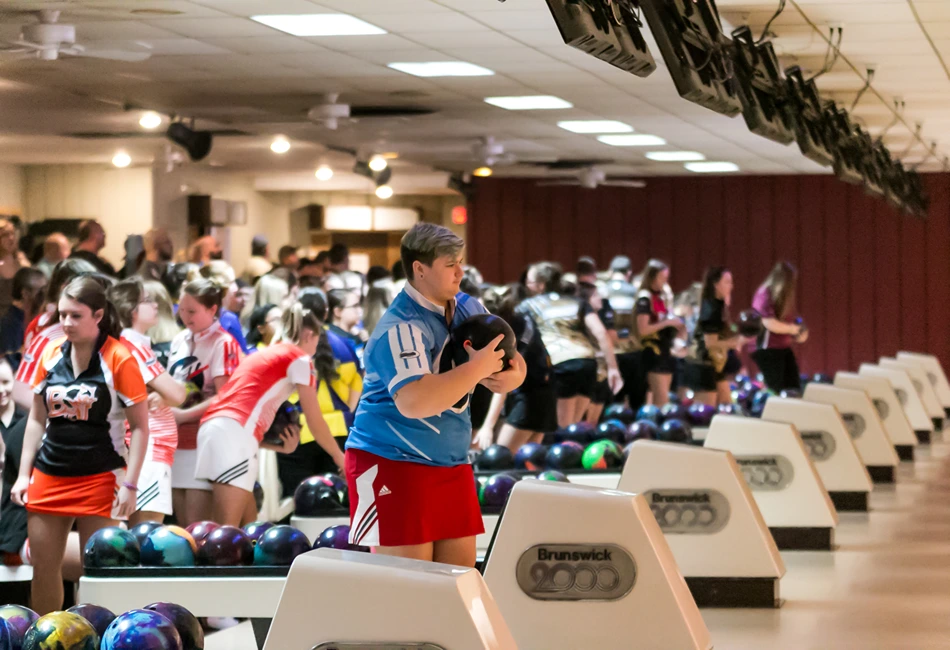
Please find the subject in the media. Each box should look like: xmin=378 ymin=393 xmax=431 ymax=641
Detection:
xmin=387 ymin=324 xmax=429 ymax=392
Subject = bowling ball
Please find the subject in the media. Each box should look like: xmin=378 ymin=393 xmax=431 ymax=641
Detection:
xmin=666 ymin=392 xmax=681 ymax=405
xmin=182 ymin=382 xmax=202 ymax=409
xmin=749 ymin=389 xmax=774 ymax=416
xmin=812 ymin=372 xmax=833 ymax=384
xmin=514 ymin=442 xmax=547 ymax=471
xmin=253 ymin=482 xmax=264 ymax=512
xmin=475 ymin=444 xmax=515 ymax=471
xmin=254 ymin=526 xmax=311 ymax=566
xmin=636 ymin=404 xmax=661 ymax=424
xmin=0 ymin=604 xmax=38 ymax=643
xmin=794 ymin=316 xmax=808 ymax=333
xmin=480 ymin=473 xmax=518 ymax=508
xmin=66 ymin=604 xmax=115 ymax=641
xmin=602 ymin=403 xmax=635 ymax=425
xmin=535 ymin=470 xmax=569 ymax=482
xmin=554 ymin=421 xmax=596 ymax=444
xmin=320 ymin=473 xmax=349 ymax=506
xmin=0 ymin=618 xmax=13 ymax=650
xmin=595 ymin=419 xmax=627 ymax=445
xmin=680 ymin=389 xmax=695 ymax=408
xmin=732 ymin=388 xmax=752 ymax=409
xmin=545 ymin=442 xmax=584 ymax=470
xmin=184 ymin=521 xmax=220 ymax=548
xmin=660 ymin=402 xmax=688 ymax=423
xmin=625 ymin=420 xmax=659 ymax=444
xmin=581 ymin=440 xmax=624 ymax=470
xmin=100 ymin=609 xmax=182 ymax=650
xmin=83 ymin=527 xmax=140 ymax=569
xmin=141 ymin=526 xmax=197 ymax=567
xmin=736 ymin=309 xmax=763 ymax=337
xmin=449 ymin=314 xmax=517 ymax=371
xmin=475 ymin=475 xmax=489 ymax=505
xmin=143 ymin=603 xmax=202 ymax=650
xmin=242 ymin=521 xmax=274 ymax=546
xmin=22 ymin=612 xmax=98 ymax=650
xmin=294 ymin=476 xmax=344 ymax=516
xmin=129 ymin=521 xmax=164 ymax=549
xmin=312 ymin=525 xmax=369 ymax=552
xmin=735 ymin=373 xmax=749 ymax=384
xmin=779 ymin=388 xmax=801 ymax=399
xmin=196 ymin=526 xmax=253 ymax=567
xmin=718 ymin=403 xmax=749 ymax=417
xmin=686 ymin=403 xmax=716 ymax=427
xmin=262 ymin=400 xmax=300 ymax=446
xmin=658 ymin=418 xmax=691 ymax=444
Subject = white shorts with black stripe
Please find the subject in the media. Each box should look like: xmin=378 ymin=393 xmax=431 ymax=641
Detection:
xmin=194 ymin=417 xmax=260 ymax=493
xmin=134 ymin=460 xmax=173 ymax=515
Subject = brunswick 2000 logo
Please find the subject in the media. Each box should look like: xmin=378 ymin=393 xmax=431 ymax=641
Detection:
xmin=735 ymin=455 xmax=795 ymax=491
xmin=643 ymin=489 xmax=731 ymax=534
xmin=515 ymin=544 xmax=636 ymax=601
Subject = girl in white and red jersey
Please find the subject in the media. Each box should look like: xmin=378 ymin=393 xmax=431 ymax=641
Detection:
xmin=167 ymin=278 xmax=241 ymax=525
xmin=13 ymin=259 xmax=96 ymax=410
xmin=110 ymin=279 xmax=187 ymax=525
xmin=198 ymin=303 xmax=341 ymax=526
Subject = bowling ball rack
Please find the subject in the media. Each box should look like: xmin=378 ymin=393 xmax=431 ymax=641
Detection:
xmin=85 ymin=566 xmax=290 ymax=577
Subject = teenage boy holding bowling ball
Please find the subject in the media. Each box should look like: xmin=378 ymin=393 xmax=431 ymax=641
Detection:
xmin=344 ymin=223 xmax=526 ymax=566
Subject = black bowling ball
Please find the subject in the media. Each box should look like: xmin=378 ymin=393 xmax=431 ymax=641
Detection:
xmin=450 ymin=314 xmax=516 ymax=370
xmin=476 ymin=444 xmax=515 ymax=471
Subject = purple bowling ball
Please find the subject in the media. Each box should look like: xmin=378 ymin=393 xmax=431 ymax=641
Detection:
xmin=312 ymin=524 xmax=370 ymax=552
xmin=625 ymin=420 xmax=659 ymax=444
xmin=67 ymin=603 xmax=116 ymax=640
xmin=480 ymin=473 xmax=519 ymax=508
xmin=686 ymin=403 xmax=716 ymax=427
xmin=144 ymin=602 xmax=204 ymax=650
xmin=660 ymin=402 xmax=688 ymax=423
xmin=514 ymin=442 xmax=548 ymax=471
xmin=554 ymin=421 xmax=596 ymax=444
xmin=0 ymin=604 xmax=38 ymax=643
xmin=197 ymin=525 xmax=254 ymax=566
xmin=718 ymin=403 xmax=749 ymax=417
xmin=242 ymin=521 xmax=274 ymax=546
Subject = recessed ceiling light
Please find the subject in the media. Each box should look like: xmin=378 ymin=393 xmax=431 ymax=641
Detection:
xmin=388 ymin=62 xmax=494 ymax=77
xmin=139 ymin=111 xmax=162 ymax=130
xmin=375 ymin=184 xmax=394 ymax=199
xmin=597 ymin=134 xmax=667 ymax=147
xmin=685 ymin=161 xmax=740 ymax=173
xmin=484 ymin=95 xmax=573 ymax=111
xmin=271 ymin=136 xmax=291 ymax=154
xmin=473 ymin=166 xmax=493 ymax=177
xmin=646 ymin=151 xmax=706 ymax=162
xmin=251 ymin=14 xmax=386 ymax=37
xmin=369 ymin=155 xmax=388 ymax=172
xmin=315 ymin=165 xmax=334 ymax=181
xmin=112 ymin=151 xmax=131 ymax=168
xmin=557 ymin=120 xmax=633 ymax=134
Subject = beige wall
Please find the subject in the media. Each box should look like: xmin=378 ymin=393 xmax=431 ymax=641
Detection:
xmin=22 ymin=165 xmax=152 ymax=268
xmin=0 ymin=165 xmax=24 ymax=215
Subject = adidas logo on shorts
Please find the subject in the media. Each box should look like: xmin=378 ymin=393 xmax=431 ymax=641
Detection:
xmin=378 ymin=485 xmax=391 ymax=496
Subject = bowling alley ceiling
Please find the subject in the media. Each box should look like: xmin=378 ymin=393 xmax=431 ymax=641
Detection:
xmin=0 ymin=0 xmax=948 ymax=190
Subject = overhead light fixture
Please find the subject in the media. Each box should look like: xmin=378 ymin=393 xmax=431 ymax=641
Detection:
xmin=685 ymin=161 xmax=740 ymax=173
xmin=271 ymin=136 xmax=291 ymax=154
xmin=597 ymin=134 xmax=667 ymax=147
xmin=139 ymin=111 xmax=162 ymax=130
xmin=166 ymin=122 xmax=213 ymax=162
xmin=112 ymin=151 xmax=131 ymax=168
xmin=557 ymin=120 xmax=633 ymax=134
xmin=369 ymin=155 xmax=388 ymax=172
xmin=484 ymin=95 xmax=573 ymax=111
xmin=646 ymin=151 xmax=706 ymax=162
xmin=251 ymin=13 xmax=386 ymax=36
xmin=375 ymin=184 xmax=394 ymax=199
xmin=315 ymin=165 xmax=334 ymax=181
xmin=388 ymin=61 xmax=494 ymax=77
xmin=473 ymin=166 xmax=493 ymax=177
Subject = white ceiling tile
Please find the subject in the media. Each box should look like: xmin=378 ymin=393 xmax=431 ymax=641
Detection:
xmin=367 ymin=13 xmax=486 ymax=33
xmin=70 ymin=21 xmax=184 ymax=41
xmin=191 ymin=0 xmax=322 ymax=16
xmin=142 ymin=38 xmax=234 ymax=55
xmin=310 ymin=34 xmax=423 ymax=52
xmin=464 ymin=10 xmax=557 ymax=31
xmin=315 ymin=0 xmax=451 ymax=14
xmin=202 ymin=36 xmax=323 ymax=54
xmin=400 ymin=30 xmax=521 ymax=49
xmin=143 ymin=17 xmax=277 ymax=37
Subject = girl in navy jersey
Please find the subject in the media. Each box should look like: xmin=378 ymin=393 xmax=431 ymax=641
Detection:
xmin=635 ymin=259 xmax=686 ymax=407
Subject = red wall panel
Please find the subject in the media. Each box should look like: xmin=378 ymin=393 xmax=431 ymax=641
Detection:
xmin=847 ymin=186 xmax=877 ymax=368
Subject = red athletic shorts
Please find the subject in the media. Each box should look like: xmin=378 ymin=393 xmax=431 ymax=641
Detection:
xmin=26 ymin=468 xmax=122 ymax=519
xmin=345 ymin=449 xmax=484 ymax=547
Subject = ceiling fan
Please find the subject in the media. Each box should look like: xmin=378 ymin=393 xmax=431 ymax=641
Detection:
xmin=307 ymin=93 xmax=435 ymax=130
xmin=0 ymin=9 xmax=151 ymax=62
xmin=470 ymin=136 xmax=517 ymax=167
xmin=537 ymin=167 xmax=646 ymax=189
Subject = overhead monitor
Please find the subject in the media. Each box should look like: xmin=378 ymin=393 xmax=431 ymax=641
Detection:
xmin=823 ymin=103 xmax=865 ymax=185
xmin=783 ymin=66 xmax=834 ymax=167
xmin=730 ymin=27 xmax=796 ymax=145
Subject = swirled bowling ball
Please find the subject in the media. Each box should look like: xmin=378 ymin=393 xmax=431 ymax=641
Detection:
xmin=0 ymin=619 xmax=14 ymax=650
xmin=535 ymin=470 xmax=569 ymax=482
xmin=479 ymin=473 xmax=519 ymax=508
xmin=83 ymin=527 xmax=140 ymax=569
xmin=312 ymin=525 xmax=370 ymax=552
xmin=320 ymin=473 xmax=348 ymax=506
xmin=100 ymin=609 xmax=182 ymax=650
xmin=475 ymin=444 xmax=515 ymax=471
xmin=658 ymin=418 xmax=691 ymax=444
xmin=581 ymin=440 xmax=624 ymax=470
xmin=129 ymin=521 xmax=164 ymax=549
xmin=65 ymin=604 xmax=115 ymax=641
xmin=196 ymin=526 xmax=254 ymax=567
xmin=242 ymin=521 xmax=274 ymax=547
xmin=554 ymin=421 xmax=596 ymax=445
xmin=253 ymin=526 xmax=311 ymax=566
xmin=545 ymin=441 xmax=584 ymax=470
xmin=737 ymin=309 xmax=763 ymax=337
xmin=686 ymin=403 xmax=716 ymax=427
xmin=294 ymin=476 xmax=344 ymax=516
xmin=625 ymin=420 xmax=659 ymax=444
xmin=595 ymin=419 xmax=627 ymax=445
xmin=514 ymin=443 xmax=547 ymax=471
xmin=0 ymin=604 xmax=39 ymax=644
xmin=143 ymin=603 xmax=202 ymax=650
xmin=141 ymin=526 xmax=197 ymax=567
xmin=602 ymin=403 xmax=635 ymax=424
xmin=749 ymin=389 xmax=774 ymax=417
xmin=660 ymin=402 xmax=688 ymax=423
xmin=184 ymin=521 xmax=220 ymax=549
xmin=450 ymin=314 xmax=517 ymax=370
xmin=636 ymin=404 xmax=661 ymax=424
xmin=22 ymin=612 xmax=98 ymax=650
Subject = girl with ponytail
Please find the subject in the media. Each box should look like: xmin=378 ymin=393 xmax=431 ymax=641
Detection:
xmin=11 ymin=275 xmax=151 ymax=613
xmin=195 ymin=302 xmax=341 ymax=526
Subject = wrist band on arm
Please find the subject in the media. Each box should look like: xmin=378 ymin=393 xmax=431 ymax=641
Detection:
xmin=122 ymin=481 xmax=139 ymax=491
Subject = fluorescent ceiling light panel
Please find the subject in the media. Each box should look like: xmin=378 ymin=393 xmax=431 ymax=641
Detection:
xmin=485 ymin=95 xmax=573 ymax=110
xmin=388 ymin=62 xmax=494 ymax=77
xmin=646 ymin=151 xmax=706 ymax=162
xmin=685 ymin=162 xmax=740 ymax=173
xmin=251 ymin=14 xmax=386 ymax=36
xmin=597 ymin=134 xmax=667 ymax=147
xmin=557 ymin=120 xmax=633 ymax=134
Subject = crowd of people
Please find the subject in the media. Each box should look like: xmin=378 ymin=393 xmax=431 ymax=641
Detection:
xmin=0 ymin=213 xmax=808 ymax=611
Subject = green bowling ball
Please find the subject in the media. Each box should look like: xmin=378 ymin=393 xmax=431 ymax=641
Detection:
xmin=581 ymin=439 xmax=624 ymax=470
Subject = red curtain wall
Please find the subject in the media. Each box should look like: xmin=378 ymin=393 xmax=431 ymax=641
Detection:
xmin=466 ymin=173 xmax=950 ymax=373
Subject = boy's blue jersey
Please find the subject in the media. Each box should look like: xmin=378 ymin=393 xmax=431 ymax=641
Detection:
xmin=345 ymin=282 xmax=487 ymax=466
